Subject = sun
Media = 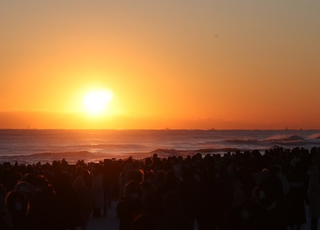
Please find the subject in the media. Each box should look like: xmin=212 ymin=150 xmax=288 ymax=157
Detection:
xmin=83 ymin=90 xmax=113 ymax=115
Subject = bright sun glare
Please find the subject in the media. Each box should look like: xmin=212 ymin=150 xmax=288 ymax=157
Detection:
xmin=83 ymin=90 xmax=113 ymax=115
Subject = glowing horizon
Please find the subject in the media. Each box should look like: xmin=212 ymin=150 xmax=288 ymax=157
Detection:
xmin=1 ymin=1 xmax=320 ymax=129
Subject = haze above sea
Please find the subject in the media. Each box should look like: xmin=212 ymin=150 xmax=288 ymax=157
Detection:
xmin=1 ymin=129 xmax=320 ymax=165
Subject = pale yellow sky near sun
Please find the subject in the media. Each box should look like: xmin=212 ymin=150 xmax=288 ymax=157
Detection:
xmin=0 ymin=0 xmax=320 ymax=129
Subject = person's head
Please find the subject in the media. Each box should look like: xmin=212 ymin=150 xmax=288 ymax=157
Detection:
xmin=14 ymin=181 xmax=35 ymax=201
xmin=145 ymin=171 xmax=155 ymax=184
xmin=5 ymin=191 xmax=29 ymax=216
xmin=308 ymin=166 xmax=319 ymax=176
xmin=93 ymin=164 xmax=102 ymax=176
xmin=33 ymin=174 xmax=56 ymax=197
xmin=124 ymin=180 xmax=143 ymax=200
xmin=270 ymin=165 xmax=281 ymax=176
xmin=33 ymin=175 xmax=51 ymax=193
xmin=133 ymin=169 xmax=145 ymax=184
xmin=83 ymin=168 xmax=91 ymax=178
xmin=145 ymin=158 xmax=153 ymax=167
xmin=22 ymin=172 xmax=37 ymax=185
xmin=75 ymin=166 xmax=84 ymax=177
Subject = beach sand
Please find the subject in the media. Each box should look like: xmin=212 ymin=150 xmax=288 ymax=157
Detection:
xmin=85 ymin=200 xmax=119 ymax=230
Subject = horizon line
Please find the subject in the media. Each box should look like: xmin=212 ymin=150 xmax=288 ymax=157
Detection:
xmin=0 ymin=128 xmax=318 ymax=131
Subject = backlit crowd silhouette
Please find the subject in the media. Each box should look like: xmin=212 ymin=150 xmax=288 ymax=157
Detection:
xmin=1 ymin=146 xmax=320 ymax=230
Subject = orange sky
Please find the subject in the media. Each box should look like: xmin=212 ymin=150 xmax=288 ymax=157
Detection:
xmin=1 ymin=1 xmax=320 ymax=129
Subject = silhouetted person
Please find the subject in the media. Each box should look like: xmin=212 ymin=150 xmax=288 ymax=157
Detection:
xmin=286 ymin=150 xmax=307 ymax=229
xmin=0 ymin=183 xmax=8 ymax=230
xmin=14 ymin=181 xmax=35 ymax=202
xmin=92 ymin=164 xmax=104 ymax=218
xmin=28 ymin=175 xmax=59 ymax=230
xmin=102 ymin=159 xmax=118 ymax=212
xmin=218 ymin=189 xmax=260 ymax=230
xmin=212 ymin=163 xmax=234 ymax=228
xmin=53 ymin=172 xmax=82 ymax=230
xmin=308 ymin=166 xmax=320 ymax=230
xmin=252 ymin=176 xmax=287 ymax=230
xmin=158 ymin=191 xmax=193 ymax=230
xmin=73 ymin=176 xmax=93 ymax=230
xmin=117 ymin=180 xmax=143 ymax=230
xmin=5 ymin=190 xmax=31 ymax=230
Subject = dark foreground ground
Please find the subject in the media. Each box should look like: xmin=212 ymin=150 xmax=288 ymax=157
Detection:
xmin=84 ymin=200 xmax=314 ymax=230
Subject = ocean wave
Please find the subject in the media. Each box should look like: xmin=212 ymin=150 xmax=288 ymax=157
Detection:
xmin=0 ymin=151 xmax=97 ymax=158
xmin=261 ymin=135 xmax=310 ymax=147
xmin=220 ymin=136 xmax=316 ymax=149
xmin=0 ymin=148 xmax=239 ymax=165
xmin=217 ymin=135 xmax=306 ymax=145
xmin=265 ymin=134 xmax=304 ymax=141
xmin=1 ymin=130 xmax=320 ymax=165
xmin=223 ymin=139 xmax=261 ymax=145
xmin=1 ymin=143 xmax=320 ymax=165
xmin=270 ymin=140 xmax=309 ymax=146
xmin=308 ymin=133 xmax=320 ymax=140
xmin=75 ymin=143 xmax=147 ymax=149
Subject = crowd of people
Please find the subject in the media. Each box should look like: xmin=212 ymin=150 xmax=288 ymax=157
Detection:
xmin=1 ymin=146 xmax=320 ymax=230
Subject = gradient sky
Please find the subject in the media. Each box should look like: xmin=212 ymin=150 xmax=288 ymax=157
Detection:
xmin=1 ymin=0 xmax=320 ymax=129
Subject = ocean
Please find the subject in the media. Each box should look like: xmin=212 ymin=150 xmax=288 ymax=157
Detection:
xmin=0 ymin=129 xmax=320 ymax=165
